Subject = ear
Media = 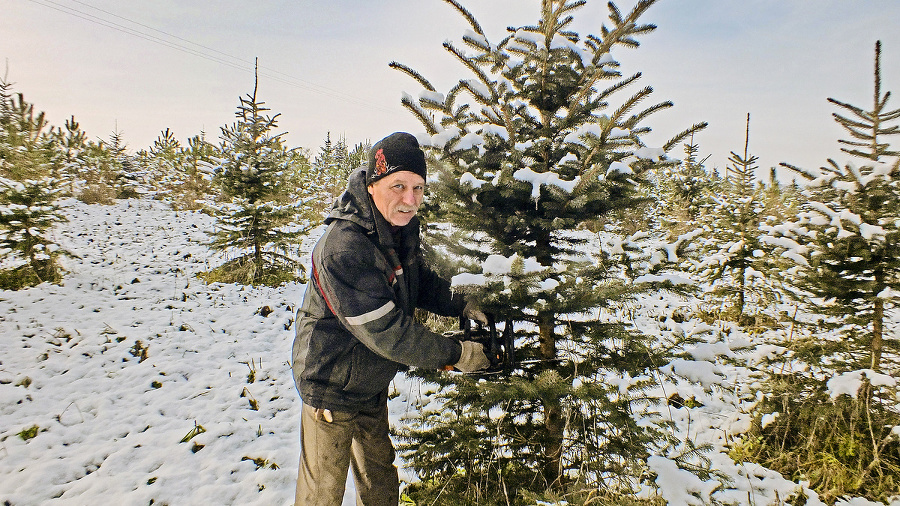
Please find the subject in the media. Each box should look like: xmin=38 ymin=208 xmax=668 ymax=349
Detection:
xmin=367 ymin=185 xmax=374 ymax=196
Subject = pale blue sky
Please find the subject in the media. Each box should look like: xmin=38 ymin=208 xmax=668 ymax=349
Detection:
xmin=4 ymin=0 xmax=900 ymax=178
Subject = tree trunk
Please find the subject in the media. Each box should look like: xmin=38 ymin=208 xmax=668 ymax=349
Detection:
xmin=252 ymin=212 xmax=262 ymax=282
xmin=872 ymin=271 xmax=884 ymax=370
xmin=538 ymin=310 xmax=563 ymax=488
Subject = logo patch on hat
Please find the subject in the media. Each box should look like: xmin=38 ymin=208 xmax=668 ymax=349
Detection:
xmin=374 ymin=149 xmax=389 ymax=176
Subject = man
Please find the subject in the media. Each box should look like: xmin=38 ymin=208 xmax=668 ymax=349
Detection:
xmin=292 ymin=132 xmax=491 ymax=505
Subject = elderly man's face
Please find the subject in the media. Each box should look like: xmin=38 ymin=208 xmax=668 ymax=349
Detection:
xmin=367 ymin=171 xmax=425 ymax=227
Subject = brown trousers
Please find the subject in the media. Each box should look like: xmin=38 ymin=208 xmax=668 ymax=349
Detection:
xmin=294 ymin=402 xmax=399 ymax=506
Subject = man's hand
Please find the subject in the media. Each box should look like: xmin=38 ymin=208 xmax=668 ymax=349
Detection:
xmin=463 ymin=301 xmax=489 ymax=326
xmin=314 ymin=408 xmax=333 ymax=423
xmin=453 ymin=341 xmax=492 ymax=373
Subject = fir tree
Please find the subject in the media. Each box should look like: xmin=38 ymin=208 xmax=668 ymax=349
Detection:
xmin=206 ymin=61 xmax=314 ymax=286
xmin=53 ymin=116 xmax=88 ymax=195
xmin=311 ymin=132 xmax=337 ymax=212
xmin=688 ymin=114 xmax=788 ymax=322
xmin=657 ymin=134 xmax=714 ymax=230
xmin=311 ymin=133 xmax=370 ymax=214
xmin=0 ymin=73 xmax=70 ymax=288
xmin=0 ymin=176 xmax=68 ymax=287
xmin=776 ymin=42 xmax=900 ymax=374
xmin=142 ymin=127 xmax=182 ymax=197
xmin=169 ymin=131 xmax=218 ymax=210
xmin=331 ymin=134 xmax=349 ymax=195
xmin=391 ymin=0 xmax=707 ymax=500
xmin=76 ymin=138 xmax=121 ymax=205
xmin=753 ymin=41 xmax=900 ymax=502
xmin=347 ymin=140 xmax=371 ymax=173
xmin=106 ymin=128 xmax=140 ymax=198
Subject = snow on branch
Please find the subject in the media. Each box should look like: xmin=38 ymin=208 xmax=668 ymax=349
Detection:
xmin=513 ymin=167 xmax=581 ymax=202
xmin=827 ymin=369 xmax=897 ymax=400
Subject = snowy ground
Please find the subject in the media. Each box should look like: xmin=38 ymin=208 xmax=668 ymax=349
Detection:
xmin=0 ymin=199 xmax=896 ymax=505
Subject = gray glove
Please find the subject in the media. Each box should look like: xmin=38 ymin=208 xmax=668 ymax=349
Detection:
xmin=454 ymin=341 xmax=492 ymax=373
xmin=463 ymin=301 xmax=489 ymax=325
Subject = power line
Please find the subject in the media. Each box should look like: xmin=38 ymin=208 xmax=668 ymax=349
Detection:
xmin=28 ymin=0 xmax=249 ymax=72
xmin=25 ymin=0 xmax=398 ymax=114
xmin=66 ymin=0 xmax=362 ymax=100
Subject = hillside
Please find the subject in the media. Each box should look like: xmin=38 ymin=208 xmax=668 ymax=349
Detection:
xmin=0 ymin=198 xmax=895 ymax=505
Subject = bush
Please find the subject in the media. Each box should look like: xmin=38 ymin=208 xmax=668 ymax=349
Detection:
xmin=77 ymin=182 xmax=117 ymax=205
xmin=197 ymin=255 xmax=304 ymax=287
xmin=737 ymin=377 xmax=900 ymax=503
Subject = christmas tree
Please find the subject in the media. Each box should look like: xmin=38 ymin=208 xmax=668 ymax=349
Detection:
xmin=204 ymin=61 xmax=315 ymax=286
xmin=686 ymin=114 xmax=790 ymax=323
xmin=391 ymin=0 xmax=707 ymax=501
xmin=753 ymin=41 xmax=900 ymax=502
xmin=0 ymin=73 xmax=69 ymax=288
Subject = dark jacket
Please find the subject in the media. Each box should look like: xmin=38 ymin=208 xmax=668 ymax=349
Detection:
xmin=292 ymin=167 xmax=465 ymax=412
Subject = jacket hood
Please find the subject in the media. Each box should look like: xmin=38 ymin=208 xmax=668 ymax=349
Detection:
xmin=326 ymin=166 xmax=374 ymax=231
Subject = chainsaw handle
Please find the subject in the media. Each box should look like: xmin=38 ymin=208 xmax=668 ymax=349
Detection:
xmin=486 ymin=313 xmax=501 ymax=368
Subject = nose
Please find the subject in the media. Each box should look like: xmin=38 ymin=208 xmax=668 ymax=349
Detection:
xmin=401 ymin=188 xmax=419 ymax=206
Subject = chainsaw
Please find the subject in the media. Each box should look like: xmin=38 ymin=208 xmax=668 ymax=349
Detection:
xmin=446 ymin=313 xmax=515 ymax=374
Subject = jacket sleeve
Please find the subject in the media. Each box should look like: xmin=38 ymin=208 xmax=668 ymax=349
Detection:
xmin=416 ymin=260 xmax=466 ymax=317
xmin=314 ymin=247 xmax=462 ymax=369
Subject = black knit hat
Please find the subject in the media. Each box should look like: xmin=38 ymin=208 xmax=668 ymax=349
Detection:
xmin=366 ymin=132 xmax=427 ymax=186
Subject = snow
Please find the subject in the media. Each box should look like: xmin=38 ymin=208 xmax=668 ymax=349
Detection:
xmin=609 ymin=127 xmax=630 ymax=139
xmin=513 ymin=167 xmax=581 ymax=202
xmin=607 ymin=160 xmax=633 ymax=176
xmin=417 ymin=90 xmax=445 ymax=106
xmin=827 ymin=369 xmax=898 ymax=400
xmin=463 ymin=78 xmax=491 ymax=100
xmin=662 ymin=358 xmax=725 ymax=387
xmin=462 ymin=29 xmax=489 ymax=50
xmin=512 ymin=29 xmax=543 ymax=47
xmin=860 ymin=222 xmax=887 ymax=240
xmin=459 ymin=171 xmax=488 ymax=189
xmin=761 ymin=412 xmax=780 ymax=429
xmin=633 ymin=273 xmax=693 ymax=285
xmin=563 ymin=123 xmax=603 ymax=144
xmin=480 ymin=123 xmax=509 ymax=140
xmin=426 ymin=126 xmax=460 ymax=149
xmin=454 ymin=131 xmax=484 ymax=152
xmin=634 ymin=146 xmax=666 ymax=161
xmin=488 ymin=253 xmax=543 ymax=276
xmin=878 ymin=287 xmax=900 ymax=299
xmin=2 ymin=198 xmax=898 ymax=505
xmin=0 ymin=199 xmax=306 ymax=504
xmin=648 ymin=455 xmax=719 ymax=505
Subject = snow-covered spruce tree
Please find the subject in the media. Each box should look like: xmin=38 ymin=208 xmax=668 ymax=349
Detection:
xmin=655 ymin=134 xmax=716 ymax=235
xmin=106 ymin=129 xmax=143 ymax=199
xmin=346 ymin=140 xmax=370 ymax=175
xmin=391 ymin=0 xmax=707 ymax=501
xmin=686 ymin=114 xmax=792 ymax=324
xmin=74 ymin=137 xmax=122 ymax=204
xmin=0 ymin=75 xmax=69 ymax=288
xmin=311 ymin=132 xmax=340 ymax=213
xmin=0 ymin=176 xmax=68 ymax=288
xmin=330 ymin=135 xmax=349 ymax=198
xmin=312 ymin=133 xmax=369 ymax=212
xmin=52 ymin=116 xmax=88 ymax=196
xmin=135 ymin=127 xmax=182 ymax=199
xmin=162 ymin=131 xmax=218 ymax=210
xmin=205 ymin=63 xmax=314 ymax=286
xmin=136 ymin=127 xmax=217 ymax=208
xmin=750 ymin=41 xmax=900 ymax=502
